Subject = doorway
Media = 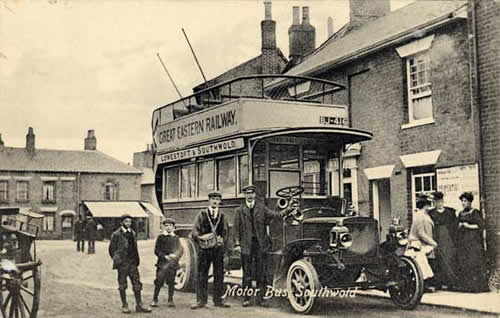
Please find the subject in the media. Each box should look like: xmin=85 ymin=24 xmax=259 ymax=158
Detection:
xmin=372 ymin=178 xmax=392 ymax=241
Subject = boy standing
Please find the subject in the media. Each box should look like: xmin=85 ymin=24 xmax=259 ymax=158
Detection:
xmin=151 ymin=218 xmax=184 ymax=308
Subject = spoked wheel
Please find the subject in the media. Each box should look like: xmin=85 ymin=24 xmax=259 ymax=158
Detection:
xmin=0 ymin=263 xmax=41 ymax=318
xmin=286 ymin=259 xmax=319 ymax=314
xmin=174 ymin=238 xmax=197 ymax=292
xmin=389 ymin=256 xmax=424 ymax=310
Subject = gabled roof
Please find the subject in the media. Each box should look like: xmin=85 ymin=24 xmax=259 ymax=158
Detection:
xmin=0 ymin=147 xmax=142 ymax=174
xmin=193 ymin=48 xmax=288 ymax=91
xmin=284 ymin=1 xmax=467 ymax=77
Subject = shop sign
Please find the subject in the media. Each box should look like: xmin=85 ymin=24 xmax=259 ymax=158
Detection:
xmin=436 ymin=163 xmax=480 ymax=213
xmin=157 ymin=138 xmax=244 ymax=164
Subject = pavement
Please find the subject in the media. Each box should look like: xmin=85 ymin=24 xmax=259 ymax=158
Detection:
xmin=225 ymin=266 xmax=500 ymax=315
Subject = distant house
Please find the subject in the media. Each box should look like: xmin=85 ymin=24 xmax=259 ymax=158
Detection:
xmin=0 ymin=128 xmax=146 ymax=239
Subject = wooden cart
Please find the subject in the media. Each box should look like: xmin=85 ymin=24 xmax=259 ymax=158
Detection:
xmin=0 ymin=207 xmax=42 ymax=318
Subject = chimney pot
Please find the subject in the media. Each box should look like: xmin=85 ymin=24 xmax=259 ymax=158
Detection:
xmin=302 ymin=7 xmax=310 ymax=24
xmin=264 ymin=0 xmax=272 ymax=20
xmin=328 ymin=16 xmax=334 ymax=37
xmin=292 ymin=6 xmax=300 ymax=25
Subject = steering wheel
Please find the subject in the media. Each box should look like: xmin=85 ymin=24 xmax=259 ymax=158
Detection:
xmin=276 ymin=185 xmax=304 ymax=199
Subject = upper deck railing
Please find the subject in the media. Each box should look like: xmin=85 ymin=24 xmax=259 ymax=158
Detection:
xmin=155 ymin=75 xmax=346 ymax=122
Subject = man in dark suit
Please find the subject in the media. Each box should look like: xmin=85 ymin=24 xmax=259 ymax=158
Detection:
xmin=108 ymin=214 xmax=151 ymax=314
xmin=190 ymin=190 xmax=230 ymax=309
xmin=86 ymin=215 xmax=97 ymax=254
xmin=233 ymin=185 xmax=285 ymax=307
xmin=74 ymin=215 xmax=85 ymax=252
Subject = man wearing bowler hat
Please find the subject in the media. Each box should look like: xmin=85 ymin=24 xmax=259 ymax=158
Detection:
xmin=233 ymin=184 xmax=286 ymax=307
xmin=109 ymin=214 xmax=151 ymax=314
xmin=191 ymin=190 xmax=231 ymax=309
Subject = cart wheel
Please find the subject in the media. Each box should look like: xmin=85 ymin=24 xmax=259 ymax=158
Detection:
xmin=175 ymin=238 xmax=197 ymax=292
xmin=286 ymin=259 xmax=319 ymax=314
xmin=0 ymin=265 xmax=41 ymax=318
xmin=389 ymin=256 xmax=424 ymax=310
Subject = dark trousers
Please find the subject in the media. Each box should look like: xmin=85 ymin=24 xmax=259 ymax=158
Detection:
xmin=88 ymin=240 xmax=95 ymax=254
xmin=117 ymin=261 xmax=143 ymax=292
xmin=154 ymin=266 xmax=176 ymax=301
xmin=76 ymin=239 xmax=85 ymax=252
xmin=197 ymin=246 xmax=225 ymax=305
xmin=241 ymin=239 xmax=266 ymax=301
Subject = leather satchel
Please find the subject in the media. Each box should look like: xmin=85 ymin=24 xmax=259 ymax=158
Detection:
xmin=198 ymin=210 xmax=220 ymax=249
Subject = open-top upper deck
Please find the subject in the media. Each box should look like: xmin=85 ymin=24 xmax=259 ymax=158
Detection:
xmin=152 ymin=75 xmax=354 ymax=154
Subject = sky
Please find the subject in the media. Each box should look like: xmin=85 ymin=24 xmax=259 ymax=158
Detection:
xmin=0 ymin=0 xmax=414 ymax=164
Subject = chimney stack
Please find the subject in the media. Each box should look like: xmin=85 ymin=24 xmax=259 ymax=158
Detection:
xmin=26 ymin=127 xmax=35 ymax=154
xmin=289 ymin=6 xmax=316 ymax=61
xmin=84 ymin=129 xmax=97 ymax=150
xmin=0 ymin=133 xmax=4 ymax=149
xmin=328 ymin=16 xmax=334 ymax=37
xmin=261 ymin=0 xmax=279 ymax=75
xmin=349 ymin=0 xmax=390 ymax=29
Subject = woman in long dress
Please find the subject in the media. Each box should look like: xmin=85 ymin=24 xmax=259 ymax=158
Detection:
xmin=428 ymin=191 xmax=459 ymax=289
xmin=407 ymin=194 xmax=438 ymax=292
xmin=455 ymin=192 xmax=489 ymax=292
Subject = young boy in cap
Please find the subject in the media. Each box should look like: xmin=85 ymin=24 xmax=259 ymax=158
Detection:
xmin=191 ymin=190 xmax=230 ymax=309
xmin=108 ymin=214 xmax=151 ymax=314
xmin=151 ymin=218 xmax=183 ymax=308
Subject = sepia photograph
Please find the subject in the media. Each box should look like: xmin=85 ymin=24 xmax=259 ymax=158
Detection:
xmin=0 ymin=0 xmax=499 ymax=317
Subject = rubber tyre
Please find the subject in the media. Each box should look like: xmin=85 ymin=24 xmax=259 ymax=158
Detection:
xmin=389 ymin=256 xmax=424 ymax=310
xmin=286 ymin=259 xmax=320 ymax=314
xmin=174 ymin=237 xmax=198 ymax=292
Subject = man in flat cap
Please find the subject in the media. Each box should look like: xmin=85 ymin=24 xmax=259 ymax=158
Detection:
xmin=233 ymin=184 xmax=286 ymax=307
xmin=428 ymin=191 xmax=459 ymax=289
xmin=151 ymin=218 xmax=183 ymax=308
xmin=109 ymin=214 xmax=151 ymax=314
xmin=191 ymin=190 xmax=230 ymax=309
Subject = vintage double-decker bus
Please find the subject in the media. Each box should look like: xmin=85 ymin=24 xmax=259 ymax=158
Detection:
xmin=151 ymin=75 xmax=424 ymax=313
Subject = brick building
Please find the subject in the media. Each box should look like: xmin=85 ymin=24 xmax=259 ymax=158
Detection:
xmin=0 ymin=128 xmax=144 ymax=239
xmin=281 ymin=0 xmax=499 ymax=260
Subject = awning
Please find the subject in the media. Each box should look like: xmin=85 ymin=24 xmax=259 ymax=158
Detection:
xmin=83 ymin=201 xmax=149 ymax=218
xmin=19 ymin=208 xmax=44 ymax=218
xmin=400 ymin=150 xmax=441 ymax=168
xmin=139 ymin=202 xmax=163 ymax=217
xmin=59 ymin=210 xmax=76 ymax=216
xmin=364 ymin=165 xmax=395 ymax=180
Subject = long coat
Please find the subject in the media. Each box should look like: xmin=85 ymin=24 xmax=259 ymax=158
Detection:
xmin=108 ymin=227 xmax=140 ymax=269
xmin=86 ymin=219 xmax=98 ymax=240
xmin=233 ymin=201 xmax=282 ymax=255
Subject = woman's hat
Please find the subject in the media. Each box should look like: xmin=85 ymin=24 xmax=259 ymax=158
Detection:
xmin=433 ymin=191 xmax=444 ymax=200
xmin=459 ymin=191 xmax=474 ymax=202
